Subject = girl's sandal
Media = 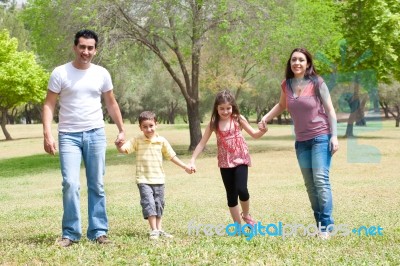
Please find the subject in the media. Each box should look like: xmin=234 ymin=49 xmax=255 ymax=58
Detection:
xmin=241 ymin=213 xmax=256 ymax=226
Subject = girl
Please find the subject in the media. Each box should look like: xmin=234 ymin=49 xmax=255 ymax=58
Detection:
xmin=189 ymin=90 xmax=267 ymax=225
xmin=259 ymin=48 xmax=339 ymax=239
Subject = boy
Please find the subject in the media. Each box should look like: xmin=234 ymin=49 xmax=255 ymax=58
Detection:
xmin=116 ymin=111 xmax=192 ymax=240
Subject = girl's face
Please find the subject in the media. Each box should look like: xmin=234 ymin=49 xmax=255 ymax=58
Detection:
xmin=217 ymin=102 xmax=233 ymax=121
xmin=139 ymin=119 xmax=157 ymax=139
xmin=290 ymin=52 xmax=309 ymax=78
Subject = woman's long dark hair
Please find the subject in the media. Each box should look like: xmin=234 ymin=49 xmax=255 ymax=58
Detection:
xmin=285 ymin=48 xmax=321 ymax=98
xmin=210 ymin=90 xmax=240 ymax=131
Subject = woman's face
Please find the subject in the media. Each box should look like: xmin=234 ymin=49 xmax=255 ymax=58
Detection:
xmin=290 ymin=52 xmax=310 ymax=78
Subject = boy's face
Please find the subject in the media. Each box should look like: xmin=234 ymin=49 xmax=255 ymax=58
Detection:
xmin=139 ymin=119 xmax=157 ymax=139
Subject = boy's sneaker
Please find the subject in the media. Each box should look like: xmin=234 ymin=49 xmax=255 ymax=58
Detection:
xmin=57 ymin=237 xmax=74 ymax=247
xmin=149 ymin=230 xmax=160 ymax=240
xmin=159 ymin=230 xmax=173 ymax=239
xmin=96 ymin=235 xmax=112 ymax=244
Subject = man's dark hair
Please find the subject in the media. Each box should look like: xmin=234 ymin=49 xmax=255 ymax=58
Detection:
xmin=74 ymin=29 xmax=98 ymax=48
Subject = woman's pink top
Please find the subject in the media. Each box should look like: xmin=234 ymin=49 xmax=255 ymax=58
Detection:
xmin=282 ymin=77 xmax=330 ymax=141
xmin=216 ymin=118 xmax=251 ymax=168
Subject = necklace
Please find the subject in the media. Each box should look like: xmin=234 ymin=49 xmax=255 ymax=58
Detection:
xmin=217 ymin=118 xmax=242 ymax=153
xmin=293 ymin=78 xmax=307 ymax=98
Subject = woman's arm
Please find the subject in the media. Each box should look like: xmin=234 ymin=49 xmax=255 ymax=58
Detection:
xmin=319 ymin=82 xmax=339 ymax=154
xmin=260 ymin=90 xmax=286 ymax=128
xmin=240 ymin=115 xmax=268 ymax=139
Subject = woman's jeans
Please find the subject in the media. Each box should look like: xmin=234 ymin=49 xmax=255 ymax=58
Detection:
xmin=58 ymin=128 xmax=108 ymax=241
xmin=295 ymin=134 xmax=334 ymax=231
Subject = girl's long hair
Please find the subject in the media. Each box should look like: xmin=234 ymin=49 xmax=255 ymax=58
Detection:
xmin=285 ymin=48 xmax=321 ymax=98
xmin=210 ymin=90 xmax=240 ymax=131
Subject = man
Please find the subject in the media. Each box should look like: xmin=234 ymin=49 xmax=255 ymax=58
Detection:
xmin=42 ymin=29 xmax=125 ymax=247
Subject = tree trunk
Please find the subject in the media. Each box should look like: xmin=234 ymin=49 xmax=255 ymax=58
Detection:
xmin=345 ymin=123 xmax=354 ymax=137
xmin=355 ymin=94 xmax=367 ymax=126
xmin=392 ymin=105 xmax=399 ymax=127
xmin=277 ymin=115 xmax=282 ymax=125
xmin=345 ymin=79 xmax=361 ymax=137
xmin=186 ymin=100 xmax=202 ymax=151
xmin=168 ymin=101 xmax=177 ymax=124
xmin=379 ymin=101 xmax=390 ymax=118
xmin=1 ymin=109 xmax=12 ymax=140
xmin=345 ymin=107 xmax=357 ymax=137
xmin=25 ymin=104 xmax=32 ymax=124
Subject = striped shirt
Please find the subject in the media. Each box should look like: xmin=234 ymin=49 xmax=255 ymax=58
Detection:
xmin=121 ymin=134 xmax=177 ymax=184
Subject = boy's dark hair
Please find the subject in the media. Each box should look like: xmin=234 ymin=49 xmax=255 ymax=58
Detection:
xmin=74 ymin=29 xmax=98 ymax=48
xmin=139 ymin=111 xmax=157 ymax=125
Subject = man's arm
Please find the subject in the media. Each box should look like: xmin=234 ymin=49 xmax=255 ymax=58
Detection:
xmin=103 ymin=90 xmax=125 ymax=145
xmin=42 ymin=90 xmax=58 ymax=155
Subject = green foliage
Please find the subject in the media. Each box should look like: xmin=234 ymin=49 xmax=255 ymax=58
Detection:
xmin=0 ymin=29 xmax=48 ymax=109
xmin=0 ymin=6 xmax=31 ymax=51
xmin=21 ymin=0 xmax=100 ymax=70
xmin=337 ymin=0 xmax=400 ymax=82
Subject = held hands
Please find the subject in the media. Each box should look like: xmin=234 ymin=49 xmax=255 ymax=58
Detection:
xmin=184 ymin=165 xmax=195 ymax=174
xmin=114 ymin=132 xmax=126 ymax=153
xmin=186 ymin=162 xmax=196 ymax=174
xmin=114 ymin=131 xmax=125 ymax=147
xmin=258 ymin=118 xmax=268 ymax=132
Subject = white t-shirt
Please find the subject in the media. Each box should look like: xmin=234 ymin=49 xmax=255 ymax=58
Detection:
xmin=48 ymin=62 xmax=113 ymax=132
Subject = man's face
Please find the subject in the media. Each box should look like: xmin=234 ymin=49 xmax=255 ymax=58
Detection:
xmin=73 ymin=37 xmax=97 ymax=68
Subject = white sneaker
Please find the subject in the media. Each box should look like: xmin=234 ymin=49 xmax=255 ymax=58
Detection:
xmin=149 ymin=230 xmax=160 ymax=240
xmin=159 ymin=230 xmax=173 ymax=239
xmin=318 ymin=232 xmax=330 ymax=240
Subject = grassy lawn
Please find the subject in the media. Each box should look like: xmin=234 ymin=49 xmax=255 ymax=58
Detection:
xmin=0 ymin=121 xmax=399 ymax=265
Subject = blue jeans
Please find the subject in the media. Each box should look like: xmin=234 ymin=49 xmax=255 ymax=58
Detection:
xmin=295 ymin=134 xmax=334 ymax=231
xmin=58 ymin=128 xmax=108 ymax=241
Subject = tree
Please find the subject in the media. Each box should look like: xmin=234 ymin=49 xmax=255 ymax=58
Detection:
xmin=0 ymin=29 xmax=48 ymax=140
xmin=22 ymin=0 xmax=100 ymax=70
xmin=96 ymin=0 xmax=265 ymax=150
xmin=207 ymin=0 xmax=342 ymax=122
xmin=379 ymin=81 xmax=400 ymax=127
xmin=333 ymin=0 xmax=400 ymax=136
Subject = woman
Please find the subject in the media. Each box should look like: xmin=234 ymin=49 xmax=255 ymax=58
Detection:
xmin=259 ymin=48 xmax=339 ymax=239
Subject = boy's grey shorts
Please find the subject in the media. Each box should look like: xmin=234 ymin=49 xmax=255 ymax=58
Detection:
xmin=138 ymin=183 xmax=165 ymax=219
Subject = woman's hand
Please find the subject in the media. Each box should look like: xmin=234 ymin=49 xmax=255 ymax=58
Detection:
xmin=330 ymin=136 xmax=339 ymax=155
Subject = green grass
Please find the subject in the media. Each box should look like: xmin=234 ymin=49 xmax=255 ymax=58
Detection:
xmin=0 ymin=122 xmax=399 ymax=265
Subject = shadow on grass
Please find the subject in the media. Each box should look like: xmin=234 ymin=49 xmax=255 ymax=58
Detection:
xmin=340 ymin=135 xmax=395 ymax=140
xmin=0 ymin=144 xmax=290 ymax=179
xmin=0 ymin=154 xmax=60 ymax=178
xmin=0 ymin=136 xmax=43 ymax=142
xmin=26 ymin=233 xmax=59 ymax=245
xmin=0 ymin=150 xmax=133 ymax=178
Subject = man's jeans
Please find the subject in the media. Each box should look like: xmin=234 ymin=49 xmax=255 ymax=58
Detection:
xmin=295 ymin=134 xmax=334 ymax=231
xmin=58 ymin=128 xmax=108 ymax=241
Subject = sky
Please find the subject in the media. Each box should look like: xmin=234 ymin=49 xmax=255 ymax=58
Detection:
xmin=15 ymin=0 xmax=26 ymax=8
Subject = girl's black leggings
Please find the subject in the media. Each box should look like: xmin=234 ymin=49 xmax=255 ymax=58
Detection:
xmin=220 ymin=164 xmax=249 ymax=207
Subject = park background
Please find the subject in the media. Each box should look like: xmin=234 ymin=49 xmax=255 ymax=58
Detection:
xmin=1 ymin=0 xmax=400 ymax=265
